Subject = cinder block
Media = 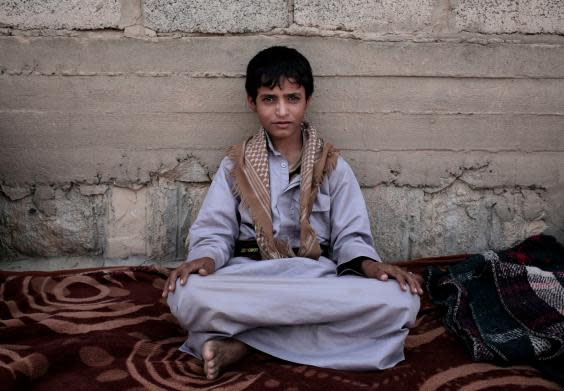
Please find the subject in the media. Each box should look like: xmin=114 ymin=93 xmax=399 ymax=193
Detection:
xmin=2 ymin=36 xmax=564 ymax=78
xmin=106 ymin=186 xmax=147 ymax=258
xmin=160 ymin=157 xmax=211 ymax=183
xmin=0 ymin=148 xmax=560 ymax=193
xmin=144 ymin=0 xmax=288 ymax=33
xmin=0 ymin=146 xmax=225 ymax=186
xmin=0 ymin=187 xmax=106 ymax=257
xmin=2 ymin=111 xmax=560 ymax=154
xmin=545 ymin=182 xmax=564 ymax=243
xmin=119 ymin=0 xmax=142 ymax=29
xmin=308 ymin=113 xmax=564 ymax=152
xmin=0 ymin=112 xmax=257 ymax=150
xmin=0 ymin=76 xmax=247 ymax=114
xmin=146 ymin=179 xmax=207 ymax=260
xmin=32 ymin=185 xmax=56 ymax=215
xmin=312 ymin=77 xmax=564 ymax=115
xmin=146 ymin=178 xmax=178 ymax=261
xmin=0 ymin=0 xmax=120 ymax=30
xmin=79 ymin=185 xmax=109 ymax=196
xmin=5 ymin=76 xmax=564 ymax=115
xmin=363 ymin=186 xmax=425 ymax=261
xmin=0 ymin=184 xmax=31 ymax=201
xmin=364 ymin=181 xmax=548 ymax=261
xmin=295 ymin=0 xmax=436 ymax=33
xmin=342 ymin=150 xmax=562 ymax=189
xmin=454 ymin=0 xmax=564 ymax=34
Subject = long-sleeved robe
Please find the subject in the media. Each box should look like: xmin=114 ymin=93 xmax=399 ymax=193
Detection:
xmin=167 ymin=137 xmax=420 ymax=370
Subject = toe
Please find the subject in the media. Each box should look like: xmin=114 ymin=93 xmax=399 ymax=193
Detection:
xmin=202 ymin=342 xmax=215 ymax=361
xmin=207 ymin=367 xmax=218 ymax=380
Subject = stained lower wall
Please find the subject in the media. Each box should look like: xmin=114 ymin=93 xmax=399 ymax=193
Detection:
xmin=0 ymin=0 xmax=563 ymax=263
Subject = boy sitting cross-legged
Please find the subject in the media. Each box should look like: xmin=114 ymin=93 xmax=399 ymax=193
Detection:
xmin=163 ymin=46 xmax=422 ymax=380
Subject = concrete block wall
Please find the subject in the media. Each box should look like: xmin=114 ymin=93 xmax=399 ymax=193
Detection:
xmin=0 ymin=0 xmax=563 ymax=263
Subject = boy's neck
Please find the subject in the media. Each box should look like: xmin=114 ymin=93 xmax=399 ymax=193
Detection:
xmin=270 ymin=131 xmax=303 ymax=166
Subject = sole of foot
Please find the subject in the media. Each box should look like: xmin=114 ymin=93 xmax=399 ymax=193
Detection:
xmin=202 ymin=339 xmax=248 ymax=380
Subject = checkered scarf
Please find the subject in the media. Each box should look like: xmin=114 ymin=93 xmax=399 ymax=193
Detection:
xmin=228 ymin=124 xmax=338 ymax=260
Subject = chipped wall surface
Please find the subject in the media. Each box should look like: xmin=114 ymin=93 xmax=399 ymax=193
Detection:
xmin=0 ymin=0 xmax=563 ymax=263
xmin=365 ymin=183 xmax=548 ymax=261
xmin=0 ymin=184 xmax=106 ymax=258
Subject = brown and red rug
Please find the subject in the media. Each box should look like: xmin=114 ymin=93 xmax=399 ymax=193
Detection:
xmin=1 ymin=263 xmax=562 ymax=390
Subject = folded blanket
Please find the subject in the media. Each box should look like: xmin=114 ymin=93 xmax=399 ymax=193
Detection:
xmin=426 ymin=235 xmax=564 ymax=385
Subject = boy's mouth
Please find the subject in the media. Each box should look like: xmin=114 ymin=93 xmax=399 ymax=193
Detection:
xmin=273 ymin=121 xmax=292 ymax=127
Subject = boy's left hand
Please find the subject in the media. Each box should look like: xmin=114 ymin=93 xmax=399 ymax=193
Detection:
xmin=361 ymin=259 xmax=423 ymax=295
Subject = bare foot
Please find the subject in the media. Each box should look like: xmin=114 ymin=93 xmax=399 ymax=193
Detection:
xmin=202 ymin=339 xmax=248 ymax=380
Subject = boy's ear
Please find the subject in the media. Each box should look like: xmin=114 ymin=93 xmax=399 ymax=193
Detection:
xmin=247 ymin=95 xmax=257 ymax=112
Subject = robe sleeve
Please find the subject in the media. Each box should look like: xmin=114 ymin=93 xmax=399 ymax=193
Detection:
xmin=186 ymin=157 xmax=239 ymax=270
xmin=328 ymin=157 xmax=381 ymax=276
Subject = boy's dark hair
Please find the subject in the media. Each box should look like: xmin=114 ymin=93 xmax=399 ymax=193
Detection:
xmin=245 ymin=46 xmax=314 ymax=102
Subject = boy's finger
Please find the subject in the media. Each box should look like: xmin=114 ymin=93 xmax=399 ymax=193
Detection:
xmin=408 ymin=273 xmax=424 ymax=295
xmin=394 ymin=273 xmax=408 ymax=291
xmin=376 ymin=270 xmax=388 ymax=280
xmin=179 ymin=267 xmax=191 ymax=285
xmin=407 ymin=272 xmax=423 ymax=294
xmin=389 ymin=267 xmax=412 ymax=291
xmin=161 ymin=278 xmax=171 ymax=297
xmin=167 ymin=271 xmax=177 ymax=290
xmin=198 ymin=268 xmax=209 ymax=276
xmin=406 ymin=273 xmax=420 ymax=294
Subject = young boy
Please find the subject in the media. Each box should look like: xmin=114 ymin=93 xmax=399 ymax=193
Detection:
xmin=162 ymin=46 xmax=422 ymax=380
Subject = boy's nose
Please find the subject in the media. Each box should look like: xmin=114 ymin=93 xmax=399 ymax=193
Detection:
xmin=276 ymin=102 xmax=288 ymax=116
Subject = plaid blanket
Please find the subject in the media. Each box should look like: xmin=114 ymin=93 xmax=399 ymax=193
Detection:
xmin=426 ymin=235 xmax=564 ymax=385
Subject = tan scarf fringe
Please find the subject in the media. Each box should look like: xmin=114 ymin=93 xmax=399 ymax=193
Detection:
xmin=227 ymin=125 xmax=338 ymax=260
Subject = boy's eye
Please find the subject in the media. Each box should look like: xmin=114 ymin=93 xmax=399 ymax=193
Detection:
xmin=262 ymin=96 xmax=275 ymax=103
xmin=287 ymin=95 xmax=300 ymax=102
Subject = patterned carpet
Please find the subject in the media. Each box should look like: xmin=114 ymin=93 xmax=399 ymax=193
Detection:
xmin=1 ymin=263 xmax=562 ymax=391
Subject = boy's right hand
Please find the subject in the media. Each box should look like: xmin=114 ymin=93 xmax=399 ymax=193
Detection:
xmin=162 ymin=257 xmax=215 ymax=298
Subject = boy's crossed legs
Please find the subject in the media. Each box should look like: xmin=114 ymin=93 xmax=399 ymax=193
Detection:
xmin=167 ymin=258 xmax=420 ymax=379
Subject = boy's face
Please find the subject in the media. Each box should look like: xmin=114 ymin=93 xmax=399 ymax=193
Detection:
xmin=247 ymin=78 xmax=310 ymax=146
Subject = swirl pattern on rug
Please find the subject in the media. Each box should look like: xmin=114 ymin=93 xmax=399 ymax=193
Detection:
xmin=0 ymin=265 xmax=562 ymax=390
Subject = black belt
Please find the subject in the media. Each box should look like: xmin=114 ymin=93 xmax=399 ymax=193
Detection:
xmin=234 ymin=240 xmax=329 ymax=260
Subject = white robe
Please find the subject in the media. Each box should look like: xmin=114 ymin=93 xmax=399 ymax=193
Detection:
xmin=167 ymin=139 xmax=420 ymax=370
